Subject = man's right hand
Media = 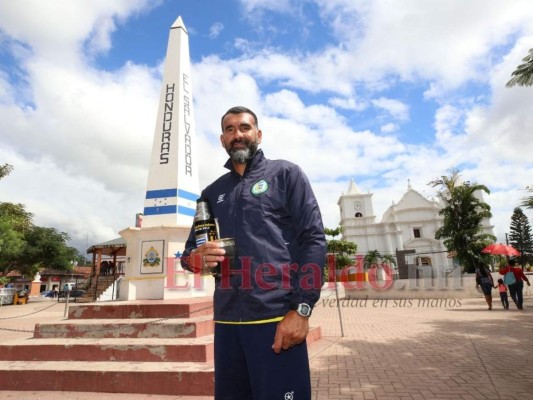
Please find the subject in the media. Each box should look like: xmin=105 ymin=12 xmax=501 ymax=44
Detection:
xmin=188 ymin=242 xmax=226 ymax=273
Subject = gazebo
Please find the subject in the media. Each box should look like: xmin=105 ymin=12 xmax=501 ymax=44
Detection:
xmin=86 ymin=237 xmax=127 ymax=277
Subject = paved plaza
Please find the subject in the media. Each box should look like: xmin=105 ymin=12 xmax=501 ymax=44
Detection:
xmin=1 ymin=289 xmax=532 ymax=400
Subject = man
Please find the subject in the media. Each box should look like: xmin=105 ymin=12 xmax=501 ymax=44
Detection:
xmin=499 ymin=259 xmax=531 ymax=310
xmin=181 ymin=106 xmax=326 ymax=399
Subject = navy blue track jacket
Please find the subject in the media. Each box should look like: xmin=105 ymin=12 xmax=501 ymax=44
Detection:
xmin=182 ymin=150 xmax=326 ymax=322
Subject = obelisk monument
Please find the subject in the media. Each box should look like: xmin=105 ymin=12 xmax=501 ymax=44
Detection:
xmin=119 ymin=16 xmax=207 ymax=300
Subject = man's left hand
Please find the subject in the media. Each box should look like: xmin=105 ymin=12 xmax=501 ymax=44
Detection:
xmin=272 ymin=310 xmax=309 ymax=354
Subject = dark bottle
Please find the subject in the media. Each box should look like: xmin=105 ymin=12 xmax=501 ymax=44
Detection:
xmin=194 ymin=198 xmax=218 ymax=246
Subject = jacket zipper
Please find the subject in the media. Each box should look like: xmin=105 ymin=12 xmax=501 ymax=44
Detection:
xmin=235 ymin=174 xmax=245 ymax=322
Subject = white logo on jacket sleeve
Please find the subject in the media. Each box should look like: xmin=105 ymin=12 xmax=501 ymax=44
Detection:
xmin=251 ymin=179 xmax=269 ymax=195
xmin=217 ymin=194 xmax=226 ymax=204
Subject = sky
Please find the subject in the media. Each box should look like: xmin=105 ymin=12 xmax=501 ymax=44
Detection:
xmin=1 ymin=0 xmax=532 ymax=255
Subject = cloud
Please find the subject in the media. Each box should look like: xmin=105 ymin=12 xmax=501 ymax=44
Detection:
xmin=371 ymin=97 xmax=409 ymax=122
xmin=328 ymin=96 xmax=367 ymax=111
xmin=209 ymin=22 xmax=224 ymax=39
xmin=1 ymin=0 xmax=533 ymax=254
xmin=0 ymin=0 xmax=157 ymax=62
xmin=380 ymin=123 xmax=398 ymax=133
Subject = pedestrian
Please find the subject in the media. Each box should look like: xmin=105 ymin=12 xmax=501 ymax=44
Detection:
xmin=475 ymin=264 xmax=495 ymax=310
xmin=496 ymin=278 xmax=509 ymax=310
xmin=499 ymin=259 xmax=531 ymax=310
xmin=181 ymin=106 xmax=326 ymax=399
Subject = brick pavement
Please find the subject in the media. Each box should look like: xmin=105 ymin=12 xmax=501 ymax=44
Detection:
xmin=311 ymin=288 xmax=533 ymax=400
xmin=1 ymin=290 xmax=532 ymax=400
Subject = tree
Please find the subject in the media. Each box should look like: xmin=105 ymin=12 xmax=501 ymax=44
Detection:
xmin=508 ymin=207 xmax=533 ymax=266
xmin=506 ymin=48 xmax=533 ymax=87
xmin=428 ymin=170 xmax=496 ymax=273
xmin=0 ymin=163 xmax=13 ymax=179
xmin=0 ymin=202 xmax=33 ymax=275
xmin=325 ymin=227 xmax=357 ymax=281
xmin=363 ymin=250 xmax=381 ymax=270
xmin=0 ymin=202 xmax=34 ymax=233
xmin=0 ymin=164 xmax=81 ymax=277
xmin=381 ymin=254 xmax=397 ymax=271
xmin=521 ymin=186 xmax=533 ymax=209
xmin=19 ymin=226 xmax=81 ymax=277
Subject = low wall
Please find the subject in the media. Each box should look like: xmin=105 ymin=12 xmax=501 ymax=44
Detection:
xmin=341 ymin=272 xmax=533 ymax=300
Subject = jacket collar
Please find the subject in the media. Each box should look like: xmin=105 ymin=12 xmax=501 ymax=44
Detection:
xmin=224 ymin=149 xmax=265 ymax=176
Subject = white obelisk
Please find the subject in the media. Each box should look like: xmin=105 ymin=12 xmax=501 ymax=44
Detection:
xmin=143 ymin=16 xmax=199 ymax=226
xmin=119 ymin=17 xmax=211 ymax=300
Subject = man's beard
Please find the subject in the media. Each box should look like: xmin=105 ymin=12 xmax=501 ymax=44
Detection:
xmin=226 ymin=139 xmax=258 ymax=164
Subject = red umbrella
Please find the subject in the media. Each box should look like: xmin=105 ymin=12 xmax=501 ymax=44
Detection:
xmin=481 ymin=243 xmax=520 ymax=256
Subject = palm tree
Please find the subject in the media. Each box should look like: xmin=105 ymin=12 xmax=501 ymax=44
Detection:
xmin=428 ymin=170 xmax=495 ymax=273
xmin=364 ymin=250 xmax=381 ymax=270
xmin=381 ymin=254 xmax=397 ymax=270
xmin=506 ymin=48 xmax=533 ymax=87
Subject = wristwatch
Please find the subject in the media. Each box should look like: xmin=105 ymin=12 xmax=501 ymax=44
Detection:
xmin=291 ymin=303 xmax=312 ymax=317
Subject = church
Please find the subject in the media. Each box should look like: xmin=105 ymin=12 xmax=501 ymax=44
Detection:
xmin=337 ymin=179 xmax=495 ymax=273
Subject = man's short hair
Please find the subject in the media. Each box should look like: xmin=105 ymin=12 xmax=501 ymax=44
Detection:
xmin=221 ymin=106 xmax=259 ymax=131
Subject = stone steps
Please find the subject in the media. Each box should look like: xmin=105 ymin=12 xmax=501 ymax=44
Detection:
xmin=67 ymin=298 xmax=214 ymax=319
xmin=0 ymin=297 xmax=322 ymax=396
xmin=0 ymin=336 xmax=215 ymax=362
xmin=34 ymin=316 xmax=214 ymax=339
xmin=0 ymin=360 xmax=215 ymax=396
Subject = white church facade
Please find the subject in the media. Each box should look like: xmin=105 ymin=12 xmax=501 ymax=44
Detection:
xmin=337 ymin=179 xmax=494 ymax=273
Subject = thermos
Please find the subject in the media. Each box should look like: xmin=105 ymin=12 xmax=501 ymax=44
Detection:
xmin=194 ymin=198 xmax=218 ymax=246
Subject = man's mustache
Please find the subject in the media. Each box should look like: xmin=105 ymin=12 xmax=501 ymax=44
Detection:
xmin=230 ymin=138 xmax=250 ymax=147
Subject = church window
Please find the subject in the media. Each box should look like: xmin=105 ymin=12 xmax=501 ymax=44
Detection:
xmin=416 ymin=256 xmax=432 ymax=266
xmin=355 ymin=212 xmax=363 ymax=218
xmin=413 ymin=228 xmax=421 ymax=238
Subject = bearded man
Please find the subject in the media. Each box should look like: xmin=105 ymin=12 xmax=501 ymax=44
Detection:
xmin=181 ymin=106 xmax=326 ymax=400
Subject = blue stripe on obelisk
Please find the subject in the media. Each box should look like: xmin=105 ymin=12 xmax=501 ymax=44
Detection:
xmin=143 ymin=188 xmax=198 ymax=216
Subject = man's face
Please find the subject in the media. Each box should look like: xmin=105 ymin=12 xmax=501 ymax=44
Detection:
xmin=220 ymin=112 xmax=262 ymax=164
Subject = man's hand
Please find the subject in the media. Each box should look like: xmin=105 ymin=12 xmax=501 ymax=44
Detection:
xmin=272 ymin=310 xmax=309 ymax=354
xmin=187 ymin=242 xmax=226 ymax=273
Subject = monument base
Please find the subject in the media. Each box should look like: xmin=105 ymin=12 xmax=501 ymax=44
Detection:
xmin=119 ymin=225 xmax=212 ymax=300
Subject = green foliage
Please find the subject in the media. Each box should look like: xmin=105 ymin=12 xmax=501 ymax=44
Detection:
xmin=0 ymin=163 xmax=13 ymax=179
xmin=0 ymin=202 xmax=33 ymax=275
xmin=0 ymin=219 xmax=25 ymax=266
xmin=19 ymin=226 xmax=80 ymax=277
xmin=506 ymin=48 xmax=533 ymax=88
xmin=364 ymin=250 xmax=381 ymax=269
xmin=428 ymin=169 xmax=496 ymax=273
xmin=324 ymin=227 xmax=357 ymax=281
xmin=521 ymin=186 xmax=533 ymax=209
xmin=381 ymin=254 xmax=397 ymax=267
xmin=0 ymin=202 xmax=34 ymax=233
xmin=1 ymin=165 xmax=81 ymax=276
xmin=509 ymin=207 xmax=533 ymax=265
xmin=363 ymin=250 xmax=397 ymax=271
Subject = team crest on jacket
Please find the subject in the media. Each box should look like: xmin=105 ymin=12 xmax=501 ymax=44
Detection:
xmin=251 ymin=179 xmax=269 ymax=195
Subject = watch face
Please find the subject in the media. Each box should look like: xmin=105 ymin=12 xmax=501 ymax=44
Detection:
xmin=298 ymin=303 xmax=312 ymax=317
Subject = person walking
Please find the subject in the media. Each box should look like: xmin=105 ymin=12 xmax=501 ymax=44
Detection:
xmin=181 ymin=106 xmax=326 ymax=400
xmin=496 ymin=278 xmax=509 ymax=309
xmin=476 ymin=264 xmax=495 ymax=310
xmin=499 ymin=259 xmax=531 ymax=310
